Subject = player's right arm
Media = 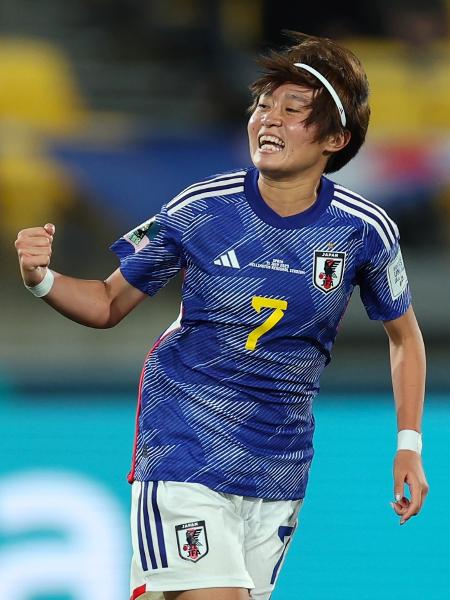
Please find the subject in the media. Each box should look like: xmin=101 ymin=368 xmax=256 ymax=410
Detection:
xmin=15 ymin=223 xmax=146 ymax=328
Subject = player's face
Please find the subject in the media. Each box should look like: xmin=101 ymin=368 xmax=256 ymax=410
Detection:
xmin=248 ymin=83 xmax=331 ymax=179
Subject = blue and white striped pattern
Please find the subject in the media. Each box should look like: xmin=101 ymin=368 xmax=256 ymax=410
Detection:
xmin=136 ymin=481 xmax=168 ymax=571
xmin=332 ymin=184 xmax=399 ymax=250
xmin=167 ymin=170 xmax=246 ymax=216
xmin=111 ymin=167 xmax=411 ymax=500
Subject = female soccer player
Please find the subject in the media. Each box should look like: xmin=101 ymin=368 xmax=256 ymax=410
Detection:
xmin=15 ymin=32 xmax=428 ymax=600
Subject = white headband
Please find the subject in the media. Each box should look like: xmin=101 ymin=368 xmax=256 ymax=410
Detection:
xmin=293 ymin=63 xmax=346 ymax=127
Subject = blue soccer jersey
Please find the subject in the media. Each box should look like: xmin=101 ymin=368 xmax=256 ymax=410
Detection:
xmin=111 ymin=167 xmax=411 ymax=500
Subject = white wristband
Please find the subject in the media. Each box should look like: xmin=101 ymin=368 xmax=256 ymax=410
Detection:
xmin=25 ymin=269 xmax=55 ymax=298
xmin=397 ymin=429 xmax=422 ymax=455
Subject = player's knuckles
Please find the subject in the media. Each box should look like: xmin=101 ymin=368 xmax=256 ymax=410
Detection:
xmin=14 ymin=237 xmax=27 ymax=250
xmin=19 ymin=248 xmax=50 ymax=260
xmin=17 ymin=227 xmax=42 ymax=239
xmin=24 ymin=236 xmax=52 ymax=249
xmin=33 ymin=245 xmax=52 ymax=256
xmin=30 ymin=236 xmax=52 ymax=246
xmin=16 ymin=235 xmax=50 ymax=250
xmin=35 ymin=236 xmax=53 ymax=247
xmin=18 ymin=228 xmax=38 ymax=237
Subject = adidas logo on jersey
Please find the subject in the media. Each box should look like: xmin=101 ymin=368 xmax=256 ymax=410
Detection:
xmin=213 ymin=249 xmax=240 ymax=269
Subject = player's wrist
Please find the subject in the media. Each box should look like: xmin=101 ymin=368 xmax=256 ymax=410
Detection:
xmin=24 ymin=268 xmax=54 ymax=297
xmin=397 ymin=429 xmax=422 ymax=455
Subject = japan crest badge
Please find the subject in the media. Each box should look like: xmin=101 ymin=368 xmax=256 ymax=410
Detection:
xmin=175 ymin=520 xmax=209 ymax=562
xmin=313 ymin=250 xmax=346 ymax=294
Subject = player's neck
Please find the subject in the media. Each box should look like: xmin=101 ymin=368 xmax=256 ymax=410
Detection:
xmin=257 ymin=171 xmax=322 ymax=217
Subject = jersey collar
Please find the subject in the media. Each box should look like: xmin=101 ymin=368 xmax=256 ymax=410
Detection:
xmin=244 ymin=167 xmax=334 ymax=229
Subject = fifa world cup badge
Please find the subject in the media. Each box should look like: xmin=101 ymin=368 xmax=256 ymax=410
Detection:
xmin=125 ymin=217 xmax=159 ymax=251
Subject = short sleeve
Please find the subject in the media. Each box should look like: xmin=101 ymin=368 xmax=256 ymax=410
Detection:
xmin=110 ymin=204 xmax=182 ymax=296
xmin=358 ymin=224 xmax=411 ymax=321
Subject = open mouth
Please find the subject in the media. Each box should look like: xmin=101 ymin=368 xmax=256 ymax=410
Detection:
xmin=258 ymin=134 xmax=285 ymax=153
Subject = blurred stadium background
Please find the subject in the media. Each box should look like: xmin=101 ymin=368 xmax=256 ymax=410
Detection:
xmin=1 ymin=1 xmax=449 ymax=599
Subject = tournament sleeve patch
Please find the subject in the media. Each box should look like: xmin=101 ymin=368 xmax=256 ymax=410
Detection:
xmin=125 ymin=217 xmax=159 ymax=251
xmin=387 ymin=248 xmax=408 ymax=299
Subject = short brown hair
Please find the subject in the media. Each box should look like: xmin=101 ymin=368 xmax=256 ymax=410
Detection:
xmin=249 ymin=32 xmax=370 ymax=173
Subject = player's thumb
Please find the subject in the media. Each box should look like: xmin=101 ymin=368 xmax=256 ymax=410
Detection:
xmin=44 ymin=223 xmax=56 ymax=236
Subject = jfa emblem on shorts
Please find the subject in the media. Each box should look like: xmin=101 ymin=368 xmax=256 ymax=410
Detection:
xmin=313 ymin=250 xmax=346 ymax=294
xmin=175 ymin=521 xmax=209 ymax=562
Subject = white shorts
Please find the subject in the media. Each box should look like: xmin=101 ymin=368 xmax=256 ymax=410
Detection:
xmin=130 ymin=481 xmax=302 ymax=600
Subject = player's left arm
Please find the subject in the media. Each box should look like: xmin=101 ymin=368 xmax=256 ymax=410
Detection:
xmin=383 ymin=305 xmax=429 ymax=525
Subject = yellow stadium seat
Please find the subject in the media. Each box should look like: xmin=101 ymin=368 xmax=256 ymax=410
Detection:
xmin=0 ymin=38 xmax=85 ymax=241
xmin=341 ymin=37 xmax=450 ymax=135
xmin=0 ymin=37 xmax=86 ymax=133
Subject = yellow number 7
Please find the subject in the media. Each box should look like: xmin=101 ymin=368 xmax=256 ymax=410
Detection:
xmin=245 ymin=296 xmax=288 ymax=351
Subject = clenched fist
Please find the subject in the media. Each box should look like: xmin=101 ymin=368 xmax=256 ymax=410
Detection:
xmin=15 ymin=223 xmax=55 ymax=287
